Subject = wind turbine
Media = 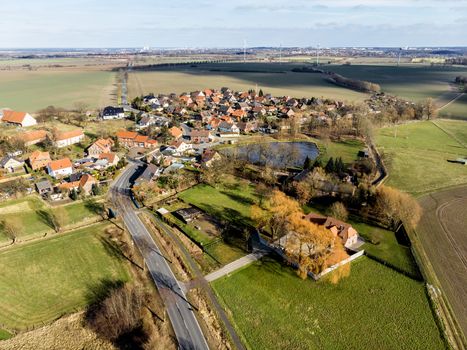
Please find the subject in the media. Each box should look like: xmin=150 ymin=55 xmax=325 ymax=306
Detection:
xmin=397 ymin=47 xmax=408 ymax=66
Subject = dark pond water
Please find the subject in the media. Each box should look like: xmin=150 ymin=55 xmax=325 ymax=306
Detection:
xmin=222 ymin=141 xmax=319 ymax=168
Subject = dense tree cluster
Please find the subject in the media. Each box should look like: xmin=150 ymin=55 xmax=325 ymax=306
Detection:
xmin=326 ymin=73 xmax=381 ymax=93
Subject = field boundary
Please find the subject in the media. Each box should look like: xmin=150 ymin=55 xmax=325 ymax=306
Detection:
xmin=410 ymin=225 xmax=467 ymax=350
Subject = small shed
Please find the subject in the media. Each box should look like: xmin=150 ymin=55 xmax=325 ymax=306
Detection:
xmin=174 ymin=207 xmax=201 ymax=223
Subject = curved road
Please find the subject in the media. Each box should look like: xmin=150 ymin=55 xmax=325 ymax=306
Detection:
xmin=111 ymin=162 xmax=209 ymax=350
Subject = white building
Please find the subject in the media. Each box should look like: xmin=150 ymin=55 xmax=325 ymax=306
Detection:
xmin=101 ymin=106 xmax=125 ymax=120
xmin=47 ymin=158 xmax=73 ymax=178
xmin=0 ymin=109 xmax=37 ymax=127
xmin=53 ymin=129 xmax=85 ymax=148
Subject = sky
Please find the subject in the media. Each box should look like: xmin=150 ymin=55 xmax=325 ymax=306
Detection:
xmin=0 ymin=0 xmax=466 ymax=48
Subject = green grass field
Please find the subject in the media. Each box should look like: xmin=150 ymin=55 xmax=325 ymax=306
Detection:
xmin=212 ymin=257 xmax=444 ymax=350
xmin=129 ymin=62 xmax=467 ymax=104
xmin=128 ymin=62 xmax=366 ymax=101
xmin=178 ymin=178 xmax=260 ymax=228
xmin=324 ymin=64 xmax=467 ymax=102
xmin=316 ymin=138 xmax=364 ymax=164
xmin=0 ymin=224 xmax=129 ymax=331
xmin=376 ymin=120 xmax=467 ymax=195
xmin=0 ymin=70 xmax=116 ymax=111
xmin=353 ymin=221 xmax=419 ymax=277
xmin=0 ymin=196 xmax=102 ymax=243
xmin=439 ymin=93 xmax=467 ymax=120
xmin=0 ymin=328 xmax=12 ymax=340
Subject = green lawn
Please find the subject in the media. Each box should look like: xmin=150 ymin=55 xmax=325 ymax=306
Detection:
xmin=353 ymin=221 xmax=420 ymax=278
xmin=0 ymin=329 xmax=12 ymax=340
xmin=376 ymin=120 xmax=467 ymax=195
xmin=439 ymin=93 xmax=467 ymax=120
xmin=0 ymin=70 xmax=116 ymax=111
xmin=212 ymin=257 xmax=445 ymax=350
xmin=316 ymin=138 xmax=364 ymax=164
xmin=0 ymin=223 xmax=129 ymax=331
xmin=302 ymin=204 xmax=419 ymax=277
xmin=178 ymin=178 xmax=259 ymax=228
xmin=0 ymin=196 xmax=102 ymax=243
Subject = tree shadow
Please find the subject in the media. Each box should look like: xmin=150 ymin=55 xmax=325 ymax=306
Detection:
xmin=219 ymin=190 xmax=255 ymax=206
xmin=36 ymin=209 xmax=55 ymax=231
xmin=84 ymin=198 xmax=106 ymax=218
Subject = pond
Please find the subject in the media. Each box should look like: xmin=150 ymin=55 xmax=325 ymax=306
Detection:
xmin=221 ymin=141 xmax=319 ymax=168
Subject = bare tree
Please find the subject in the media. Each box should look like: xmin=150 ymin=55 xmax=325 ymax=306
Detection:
xmin=0 ymin=218 xmax=23 ymax=243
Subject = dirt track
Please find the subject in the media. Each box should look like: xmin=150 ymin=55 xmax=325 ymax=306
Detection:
xmin=418 ymin=186 xmax=467 ymax=337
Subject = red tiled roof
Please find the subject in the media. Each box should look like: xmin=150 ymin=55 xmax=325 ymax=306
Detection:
xmin=29 ymin=150 xmax=50 ymax=163
xmin=2 ymin=110 xmax=28 ymax=124
xmin=116 ymin=130 xmax=138 ymax=139
xmin=19 ymin=130 xmax=47 ymax=142
xmin=99 ymin=152 xmax=116 ymax=163
xmin=48 ymin=158 xmax=72 ymax=171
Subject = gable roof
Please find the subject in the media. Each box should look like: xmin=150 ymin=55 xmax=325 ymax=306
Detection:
xmin=116 ymin=130 xmax=138 ymax=139
xmin=0 ymin=155 xmax=23 ymax=167
xmin=169 ymin=126 xmax=183 ymax=139
xmin=19 ymin=129 xmax=48 ymax=143
xmin=1 ymin=110 xmax=29 ymax=124
xmin=99 ymin=152 xmax=117 ymax=163
xmin=29 ymin=150 xmax=51 ymax=163
xmin=48 ymin=158 xmax=72 ymax=171
xmin=79 ymin=173 xmax=97 ymax=188
xmin=55 ymin=129 xmax=84 ymax=141
xmin=90 ymin=138 xmax=113 ymax=151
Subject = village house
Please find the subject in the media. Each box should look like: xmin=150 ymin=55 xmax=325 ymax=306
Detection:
xmin=116 ymin=130 xmax=158 ymax=149
xmin=101 ymin=106 xmax=125 ymax=120
xmin=28 ymin=150 xmax=51 ymax=170
xmin=18 ymin=129 xmax=48 ymax=146
xmin=0 ymin=109 xmax=37 ymax=127
xmin=47 ymin=158 xmax=73 ymax=178
xmin=35 ymin=179 xmax=53 ymax=196
xmin=0 ymin=155 xmax=24 ymax=172
xmin=190 ymin=129 xmax=211 ymax=143
xmin=58 ymin=173 xmax=97 ymax=195
xmin=169 ymin=126 xmax=183 ymax=140
xmin=170 ymin=140 xmax=192 ymax=155
xmin=304 ymin=213 xmax=360 ymax=249
xmin=87 ymin=138 xmax=114 ymax=157
xmin=201 ymin=149 xmax=222 ymax=167
xmin=53 ymin=129 xmax=85 ymax=148
xmin=99 ymin=152 xmax=119 ymax=167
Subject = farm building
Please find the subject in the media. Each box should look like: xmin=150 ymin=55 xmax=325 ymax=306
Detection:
xmin=0 ymin=109 xmax=37 ymax=127
xmin=174 ymin=207 xmax=201 ymax=223
xmin=53 ymin=129 xmax=85 ymax=148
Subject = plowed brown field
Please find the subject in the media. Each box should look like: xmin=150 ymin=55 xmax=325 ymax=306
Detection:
xmin=418 ymin=186 xmax=467 ymax=337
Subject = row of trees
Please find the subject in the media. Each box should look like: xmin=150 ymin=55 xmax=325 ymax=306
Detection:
xmin=326 ymin=73 xmax=381 ymax=93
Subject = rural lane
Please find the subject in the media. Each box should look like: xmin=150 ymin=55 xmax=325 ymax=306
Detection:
xmin=111 ymin=163 xmax=209 ymax=350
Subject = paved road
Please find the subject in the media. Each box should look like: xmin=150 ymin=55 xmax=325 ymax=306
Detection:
xmin=149 ymin=214 xmax=246 ymax=350
xmin=205 ymin=251 xmax=267 ymax=282
xmin=111 ymin=163 xmax=209 ymax=350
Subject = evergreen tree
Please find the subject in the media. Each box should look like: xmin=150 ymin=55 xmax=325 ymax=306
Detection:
xmin=325 ymin=157 xmax=335 ymax=173
xmin=92 ymin=184 xmax=101 ymax=196
xmin=335 ymin=157 xmax=345 ymax=173
xmin=259 ymin=89 xmax=264 ymax=97
xmin=70 ymin=188 xmax=78 ymax=201
xmin=313 ymin=157 xmax=323 ymax=169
